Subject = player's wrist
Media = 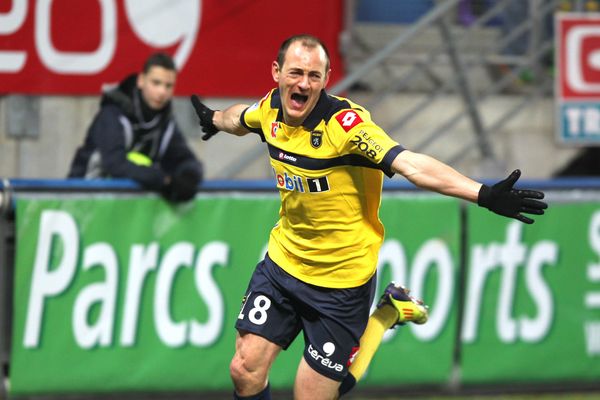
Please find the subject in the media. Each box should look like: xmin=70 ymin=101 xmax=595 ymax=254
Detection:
xmin=477 ymin=184 xmax=492 ymax=208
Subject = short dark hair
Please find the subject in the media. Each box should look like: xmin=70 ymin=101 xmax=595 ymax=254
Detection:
xmin=277 ymin=34 xmax=330 ymax=72
xmin=143 ymin=52 xmax=176 ymax=73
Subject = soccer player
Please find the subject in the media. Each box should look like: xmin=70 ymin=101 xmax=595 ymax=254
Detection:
xmin=191 ymin=34 xmax=547 ymax=400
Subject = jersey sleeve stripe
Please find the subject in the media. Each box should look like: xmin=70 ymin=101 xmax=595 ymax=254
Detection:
xmin=380 ymin=145 xmax=405 ymax=177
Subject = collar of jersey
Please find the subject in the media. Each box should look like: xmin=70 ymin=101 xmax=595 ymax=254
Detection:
xmin=271 ymin=89 xmax=330 ymax=131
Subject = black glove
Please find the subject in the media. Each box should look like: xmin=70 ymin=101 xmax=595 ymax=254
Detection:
xmin=164 ymin=162 xmax=202 ymax=203
xmin=190 ymin=95 xmax=219 ymax=141
xmin=477 ymin=169 xmax=548 ymax=224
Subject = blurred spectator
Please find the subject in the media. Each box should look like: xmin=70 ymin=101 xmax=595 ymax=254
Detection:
xmin=68 ymin=53 xmax=203 ymax=202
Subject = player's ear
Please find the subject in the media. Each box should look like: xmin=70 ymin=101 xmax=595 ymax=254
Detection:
xmin=272 ymin=61 xmax=280 ymax=83
xmin=324 ymin=68 xmax=331 ymax=87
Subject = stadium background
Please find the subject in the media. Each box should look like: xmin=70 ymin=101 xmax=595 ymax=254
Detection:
xmin=1 ymin=0 xmax=600 ymax=399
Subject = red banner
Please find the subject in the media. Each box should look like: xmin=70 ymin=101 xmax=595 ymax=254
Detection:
xmin=0 ymin=0 xmax=343 ymax=97
xmin=556 ymin=13 xmax=600 ymax=144
xmin=558 ymin=14 xmax=600 ymax=100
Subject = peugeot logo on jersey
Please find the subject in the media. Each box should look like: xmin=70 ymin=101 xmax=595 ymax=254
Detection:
xmin=311 ymin=130 xmax=323 ymax=148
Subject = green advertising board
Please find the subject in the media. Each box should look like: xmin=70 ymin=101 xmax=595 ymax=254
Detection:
xmin=11 ymin=195 xmax=280 ymax=394
xmin=10 ymin=194 xmax=460 ymax=395
xmin=462 ymin=203 xmax=600 ymax=384
xmin=359 ymin=195 xmax=461 ymax=387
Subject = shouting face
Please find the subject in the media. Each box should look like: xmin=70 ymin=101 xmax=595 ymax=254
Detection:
xmin=272 ymin=40 xmax=330 ymax=127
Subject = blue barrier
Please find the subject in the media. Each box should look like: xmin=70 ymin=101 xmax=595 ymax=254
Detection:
xmin=3 ymin=177 xmax=600 ymax=192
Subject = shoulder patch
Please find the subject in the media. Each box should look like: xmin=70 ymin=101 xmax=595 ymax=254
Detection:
xmin=335 ymin=110 xmax=363 ymax=132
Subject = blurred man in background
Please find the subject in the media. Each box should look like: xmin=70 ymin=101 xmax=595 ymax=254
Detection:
xmin=68 ymin=52 xmax=203 ymax=202
xmin=191 ymin=34 xmax=547 ymax=400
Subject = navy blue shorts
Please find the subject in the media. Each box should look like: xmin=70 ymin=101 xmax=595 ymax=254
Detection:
xmin=235 ymin=254 xmax=376 ymax=381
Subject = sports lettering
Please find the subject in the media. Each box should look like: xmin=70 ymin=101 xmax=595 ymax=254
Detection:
xmin=335 ymin=110 xmax=363 ymax=132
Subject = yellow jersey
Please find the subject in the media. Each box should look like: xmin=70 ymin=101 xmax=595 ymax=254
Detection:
xmin=241 ymin=89 xmax=404 ymax=288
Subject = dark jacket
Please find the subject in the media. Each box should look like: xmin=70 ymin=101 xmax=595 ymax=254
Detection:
xmin=68 ymin=74 xmax=203 ymax=201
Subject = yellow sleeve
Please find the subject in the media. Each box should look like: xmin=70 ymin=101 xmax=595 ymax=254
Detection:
xmin=333 ymin=109 xmax=404 ymax=177
xmin=239 ymin=90 xmax=273 ymax=139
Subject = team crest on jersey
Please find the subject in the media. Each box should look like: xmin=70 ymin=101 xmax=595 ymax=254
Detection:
xmin=335 ymin=110 xmax=363 ymax=132
xmin=271 ymin=121 xmax=279 ymax=138
xmin=310 ymin=130 xmax=323 ymax=148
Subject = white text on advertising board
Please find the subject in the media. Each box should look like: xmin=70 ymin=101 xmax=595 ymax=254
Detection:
xmin=24 ymin=210 xmax=226 ymax=349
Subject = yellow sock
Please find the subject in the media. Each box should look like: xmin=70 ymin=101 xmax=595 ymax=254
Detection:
xmin=348 ymin=305 xmax=398 ymax=381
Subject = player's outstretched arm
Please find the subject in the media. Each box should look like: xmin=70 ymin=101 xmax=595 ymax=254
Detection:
xmin=190 ymin=95 xmax=250 ymax=140
xmin=392 ymin=150 xmax=547 ymax=224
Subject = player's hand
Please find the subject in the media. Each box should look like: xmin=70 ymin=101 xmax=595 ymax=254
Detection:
xmin=190 ymin=95 xmax=219 ymax=141
xmin=477 ymin=169 xmax=547 ymax=224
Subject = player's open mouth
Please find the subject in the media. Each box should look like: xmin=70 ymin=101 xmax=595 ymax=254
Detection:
xmin=290 ymin=93 xmax=309 ymax=109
